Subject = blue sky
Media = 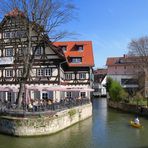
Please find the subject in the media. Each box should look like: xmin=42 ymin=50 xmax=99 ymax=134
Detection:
xmin=63 ymin=0 xmax=148 ymax=68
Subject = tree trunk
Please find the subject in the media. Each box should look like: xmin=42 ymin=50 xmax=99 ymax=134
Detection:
xmin=16 ymin=24 xmax=31 ymax=109
xmin=16 ymin=82 xmax=25 ymax=109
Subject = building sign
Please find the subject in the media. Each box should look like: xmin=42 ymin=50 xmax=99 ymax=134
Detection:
xmin=0 ymin=57 xmax=14 ymax=65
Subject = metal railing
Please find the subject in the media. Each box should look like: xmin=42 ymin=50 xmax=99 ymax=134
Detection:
xmin=0 ymin=98 xmax=91 ymax=117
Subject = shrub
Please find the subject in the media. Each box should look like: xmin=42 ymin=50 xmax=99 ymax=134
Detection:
xmin=109 ymin=80 xmax=128 ymax=102
xmin=106 ymin=77 xmax=113 ymax=92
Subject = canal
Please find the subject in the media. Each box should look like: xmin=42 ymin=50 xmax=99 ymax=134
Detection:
xmin=0 ymin=98 xmax=148 ymax=148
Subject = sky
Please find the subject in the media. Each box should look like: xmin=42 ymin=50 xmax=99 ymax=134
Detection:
xmin=63 ymin=0 xmax=148 ymax=68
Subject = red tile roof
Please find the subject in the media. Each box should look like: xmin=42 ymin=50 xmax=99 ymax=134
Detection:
xmin=54 ymin=41 xmax=94 ymax=67
xmin=94 ymin=69 xmax=107 ymax=75
xmin=106 ymin=54 xmax=137 ymax=66
xmin=106 ymin=57 xmax=122 ymax=66
xmin=106 ymin=54 xmax=129 ymax=66
xmin=5 ymin=8 xmax=25 ymax=17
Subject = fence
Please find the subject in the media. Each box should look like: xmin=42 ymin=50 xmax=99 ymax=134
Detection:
xmin=0 ymin=98 xmax=90 ymax=117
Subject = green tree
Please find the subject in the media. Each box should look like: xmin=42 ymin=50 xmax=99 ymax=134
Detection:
xmin=106 ymin=77 xmax=113 ymax=92
xmin=109 ymin=80 xmax=127 ymax=102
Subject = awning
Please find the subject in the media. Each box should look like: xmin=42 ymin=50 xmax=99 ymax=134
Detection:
xmin=26 ymin=85 xmax=94 ymax=92
xmin=0 ymin=86 xmax=19 ymax=92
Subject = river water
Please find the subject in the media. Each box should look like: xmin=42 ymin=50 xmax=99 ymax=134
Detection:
xmin=0 ymin=98 xmax=148 ymax=148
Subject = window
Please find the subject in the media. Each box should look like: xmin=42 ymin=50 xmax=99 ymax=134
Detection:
xmin=71 ymin=57 xmax=82 ymax=63
xmin=36 ymin=68 xmax=51 ymax=77
xmin=5 ymin=69 xmax=13 ymax=77
xmin=17 ymin=69 xmax=23 ymax=77
xmin=79 ymin=73 xmax=86 ymax=79
xmin=65 ymin=73 xmax=72 ymax=80
xmin=11 ymin=32 xmax=16 ymax=38
xmin=18 ymin=47 xmax=26 ymax=56
xmin=6 ymin=48 xmax=13 ymax=56
xmin=16 ymin=31 xmax=26 ymax=38
xmin=60 ymin=46 xmax=67 ymax=52
xmin=37 ymin=69 xmax=44 ymax=76
xmin=121 ymin=79 xmax=138 ymax=85
xmin=81 ymin=92 xmax=86 ymax=98
xmin=7 ymin=92 xmax=12 ymax=102
xmin=44 ymin=68 xmax=51 ymax=76
xmin=33 ymin=46 xmax=43 ymax=55
xmin=18 ymin=48 xmax=23 ymax=56
xmin=5 ymin=32 xmax=11 ymax=38
xmin=66 ymin=92 xmax=72 ymax=98
xmin=42 ymin=92 xmax=48 ymax=100
xmin=77 ymin=45 xmax=83 ymax=51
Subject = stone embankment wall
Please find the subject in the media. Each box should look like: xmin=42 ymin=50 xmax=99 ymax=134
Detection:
xmin=0 ymin=103 xmax=92 ymax=136
xmin=108 ymin=100 xmax=148 ymax=117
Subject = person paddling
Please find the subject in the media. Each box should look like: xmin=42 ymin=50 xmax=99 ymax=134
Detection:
xmin=134 ymin=116 xmax=140 ymax=125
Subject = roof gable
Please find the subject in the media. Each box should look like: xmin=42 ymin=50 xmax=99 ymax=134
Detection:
xmin=5 ymin=8 xmax=25 ymax=17
xmin=54 ymin=41 xmax=94 ymax=67
xmin=0 ymin=9 xmax=65 ymax=60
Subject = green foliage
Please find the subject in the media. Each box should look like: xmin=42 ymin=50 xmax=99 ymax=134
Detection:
xmin=68 ymin=109 xmax=76 ymax=117
xmin=109 ymin=80 xmax=128 ymax=102
xmin=129 ymin=98 xmax=147 ymax=106
xmin=133 ymin=92 xmax=145 ymax=106
xmin=106 ymin=77 xmax=113 ymax=92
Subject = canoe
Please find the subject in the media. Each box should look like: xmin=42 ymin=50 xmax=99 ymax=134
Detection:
xmin=130 ymin=121 xmax=143 ymax=128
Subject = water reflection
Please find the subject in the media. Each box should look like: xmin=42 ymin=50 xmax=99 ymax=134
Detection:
xmin=92 ymin=98 xmax=108 ymax=147
xmin=0 ymin=115 xmax=93 ymax=148
xmin=0 ymin=98 xmax=148 ymax=148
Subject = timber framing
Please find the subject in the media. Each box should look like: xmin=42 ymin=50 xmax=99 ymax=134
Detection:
xmin=0 ymin=9 xmax=94 ymax=88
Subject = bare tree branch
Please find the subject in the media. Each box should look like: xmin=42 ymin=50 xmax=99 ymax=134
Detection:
xmin=0 ymin=0 xmax=76 ymax=108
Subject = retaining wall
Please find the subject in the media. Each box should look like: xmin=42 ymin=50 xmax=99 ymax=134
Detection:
xmin=108 ymin=100 xmax=148 ymax=117
xmin=0 ymin=103 xmax=92 ymax=136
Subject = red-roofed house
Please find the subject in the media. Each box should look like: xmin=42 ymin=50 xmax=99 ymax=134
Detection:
xmin=54 ymin=41 xmax=94 ymax=90
xmin=106 ymin=54 xmax=139 ymax=94
xmin=93 ymin=69 xmax=107 ymax=97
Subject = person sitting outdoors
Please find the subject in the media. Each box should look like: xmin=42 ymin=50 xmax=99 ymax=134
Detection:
xmin=134 ymin=116 xmax=140 ymax=124
xmin=28 ymin=103 xmax=33 ymax=111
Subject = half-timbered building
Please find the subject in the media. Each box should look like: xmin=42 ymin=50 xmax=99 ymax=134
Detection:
xmin=0 ymin=9 xmax=94 ymax=105
xmin=54 ymin=41 xmax=94 ymax=100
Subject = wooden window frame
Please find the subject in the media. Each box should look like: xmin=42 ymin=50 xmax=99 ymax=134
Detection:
xmin=71 ymin=57 xmax=82 ymax=63
xmin=17 ymin=69 xmax=23 ymax=77
xmin=65 ymin=73 xmax=72 ymax=80
xmin=77 ymin=45 xmax=83 ymax=51
xmin=5 ymin=69 xmax=13 ymax=77
xmin=5 ymin=48 xmax=13 ymax=57
xmin=36 ymin=69 xmax=44 ymax=76
xmin=36 ymin=68 xmax=51 ymax=77
xmin=66 ymin=92 xmax=72 ymax=98
xmin=44 ymin=68 xmax=51 ymax=76
xmin=33 ymin=46 xmax=43 ymax=56
xmin=79 ymin=73 xmax=86 ymax=79
xmin=81 ymin=92 xmax=86 ymax=98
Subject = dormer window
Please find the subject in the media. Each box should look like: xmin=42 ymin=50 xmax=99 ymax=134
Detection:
xmin=60 ymin=46 xmax=67 ymax=52
xmin=77 ymin=45 xmax=83 ymax=51
xmin=71 ymin=57 xmax=82 ymax=63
